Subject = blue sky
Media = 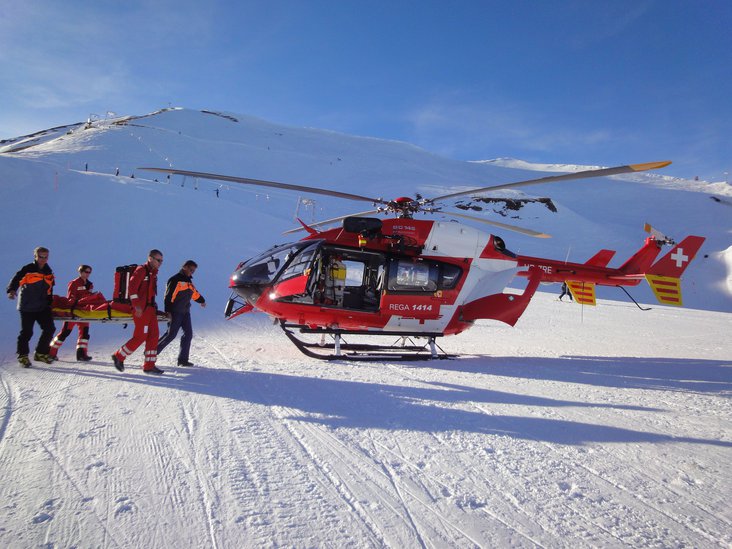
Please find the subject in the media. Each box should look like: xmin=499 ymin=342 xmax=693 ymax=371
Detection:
xmin=1 ymin=0 xmax=730 ymax=181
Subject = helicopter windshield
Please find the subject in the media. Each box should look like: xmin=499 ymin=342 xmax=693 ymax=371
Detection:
xmin=234 ymin=241 xmax=319 ymax=287
xmin=278 ymin=241 xmax=321 ymax=283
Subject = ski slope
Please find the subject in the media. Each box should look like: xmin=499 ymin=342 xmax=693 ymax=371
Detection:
xmin=0 ymin=296 xmax=729 ymax=547
xmin=0 ymin=108 xmax=730 ymax=547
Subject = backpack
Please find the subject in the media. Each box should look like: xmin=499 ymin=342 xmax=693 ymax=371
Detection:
xmin=113 ymin=264 xmax=138 ymax=303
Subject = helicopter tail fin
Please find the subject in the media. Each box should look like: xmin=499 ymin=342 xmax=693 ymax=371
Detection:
xmin=618 ymin=238 xmax=664 ymax=275
xmin=585 ymin=249 xmax=616 ymax=267
xmin=644 ymin=235 xmax=705 ymax=306
xmin=647 ymin=236 xmax=705 ymax=278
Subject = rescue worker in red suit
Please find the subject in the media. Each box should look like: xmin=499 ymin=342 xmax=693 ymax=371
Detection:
xmin=49 ymin=264 xmax=99 ymax=361
xmin=111 ymin=250 xmax=165 ymax=375
xmin=6 ymin=247 xmax=55 ymax=367
xmin=157 ymin=260 xmax=206 ymax=367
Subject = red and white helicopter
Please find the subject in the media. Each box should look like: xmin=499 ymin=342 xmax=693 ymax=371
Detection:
xmin=142 ymin=161 xmax=705 ymax=360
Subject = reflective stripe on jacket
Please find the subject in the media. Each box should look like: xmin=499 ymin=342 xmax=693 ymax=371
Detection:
xmin=19 ymin=272 xmax=55 ymax=293
xmin=7 ymin=262 xmax=55 ymax=312
xmin=164 ymin=271 xmax=205 ymax=314
xmin=172 ymin=281 xmax=201 ymax=304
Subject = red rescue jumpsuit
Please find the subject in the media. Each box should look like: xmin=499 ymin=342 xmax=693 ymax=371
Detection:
xmin=49 ymin=276 xmax=94 ymax=359
xmin=113 ymin=264 xmax=160 ymax=370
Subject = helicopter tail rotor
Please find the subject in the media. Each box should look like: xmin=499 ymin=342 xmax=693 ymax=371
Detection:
xmin=643 ymin=222 xmax=676 ymax=245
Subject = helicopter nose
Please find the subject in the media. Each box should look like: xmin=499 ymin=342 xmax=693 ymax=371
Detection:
xmin=231 ymin=281 xmax=264 ymax=305
xmin=230 ymin=270 xmax=265 ymax=304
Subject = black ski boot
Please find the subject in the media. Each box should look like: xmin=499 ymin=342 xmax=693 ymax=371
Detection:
xmin=77 ymin=349 xmax=92 ymax=362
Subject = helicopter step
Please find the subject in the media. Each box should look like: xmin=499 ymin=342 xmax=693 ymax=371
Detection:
xmin=280 ymin=321 xmax=451 ymax=361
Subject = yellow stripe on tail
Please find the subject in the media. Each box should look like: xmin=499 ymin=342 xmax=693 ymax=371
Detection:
xmin=645 ymin=275 xmax=682 ymax=306
xmin=567 ymin=281 xmax=596 ymax=306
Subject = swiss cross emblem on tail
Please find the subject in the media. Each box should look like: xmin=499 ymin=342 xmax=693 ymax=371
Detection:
xmin=670 ymin=248 xmax=689 ymax=268
xmin=645 ymin=236 xmax=705 ymax=306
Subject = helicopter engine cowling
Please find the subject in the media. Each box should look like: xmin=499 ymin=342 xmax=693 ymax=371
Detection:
xmin=343 ymin=216 xmax=382 ymax=234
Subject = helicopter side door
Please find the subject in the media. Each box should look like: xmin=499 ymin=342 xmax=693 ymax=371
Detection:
xmin=380 ymin=257 xmax=463 ymax=321
xmin=313 ymin=248 xmax=385 ymax=311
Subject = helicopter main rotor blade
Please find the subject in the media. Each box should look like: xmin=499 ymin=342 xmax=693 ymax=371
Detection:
xmin=444 ymin=210 xmax=552 ymax=238
xmin=426 ymin=161 xmax=672 ymax=204
xmin=139 ymin=167 xmax=388 ymax=205
xmin=283 ymin=209 xmax=383 ymax=234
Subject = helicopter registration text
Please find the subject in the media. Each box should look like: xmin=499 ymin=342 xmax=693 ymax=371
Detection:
xmin=522 ymin=263 xmax=553 ymax=274
xmin=384 ymin=298 xmax=441 ymax=319
xmin=389 ymin=303 xmax=434 ymax=312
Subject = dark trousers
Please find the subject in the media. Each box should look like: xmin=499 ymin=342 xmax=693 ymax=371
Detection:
xmin=17 ymin=309 xmax=55 ymax=356
xmin=559 ymin=285 xmax=573 ymax=301
xmin=157 ymin=311 xmax=193 ymax=363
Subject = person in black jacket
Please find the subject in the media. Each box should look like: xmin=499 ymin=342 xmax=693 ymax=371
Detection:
xmin=6 ymin=247 xmax=56 ymax=367
xmin=157 ymin=260 xmax=206 ymax=366
xmin=559 ymin=282 xmax=574 ymax=302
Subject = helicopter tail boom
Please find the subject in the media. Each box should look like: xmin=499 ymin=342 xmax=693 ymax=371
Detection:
xmin=461 ymin=267 xmax=543 ymax=325
xmin=515 ymin=232 xmax=705 ymax=307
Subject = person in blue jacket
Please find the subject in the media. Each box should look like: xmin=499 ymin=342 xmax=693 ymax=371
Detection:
xmin=6 ymin=247 xmax=56 ymax=367
xmin=157 ymin=260 xmax=206 ymax=366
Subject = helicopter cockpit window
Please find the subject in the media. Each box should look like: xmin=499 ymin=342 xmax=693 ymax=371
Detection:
xmin=237 ymin=241 xmax=314 ymax=286
xmin=278 ymin=242 xmax=320 ymax=283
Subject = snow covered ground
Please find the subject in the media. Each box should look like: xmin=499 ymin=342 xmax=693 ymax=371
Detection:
xmin=1 ymin=108 xmax=730 ymax=547
xmin=0 ymin=298 xmax=729 ymax=547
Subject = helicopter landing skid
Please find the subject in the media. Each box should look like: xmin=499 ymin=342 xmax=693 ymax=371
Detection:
xmin=280 ymin=321 xmax=451 ymax=361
